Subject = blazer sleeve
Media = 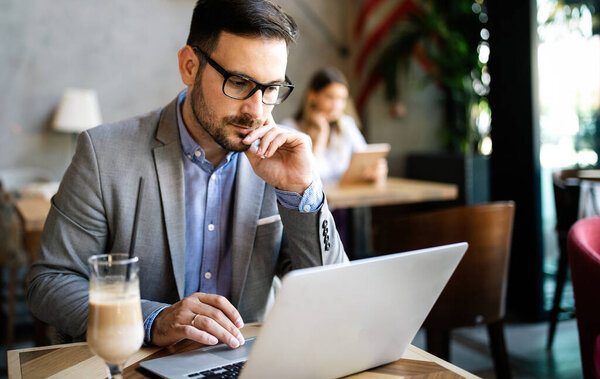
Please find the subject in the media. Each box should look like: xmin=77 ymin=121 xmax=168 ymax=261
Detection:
xmin=26 ymin=131 xmax=169 ymax=341
xmin=276 ymin=197 xmax=348 ymax=276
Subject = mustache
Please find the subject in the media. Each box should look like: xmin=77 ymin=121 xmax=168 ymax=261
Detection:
xmin=224 ymin=115 xmax=262 ymax=129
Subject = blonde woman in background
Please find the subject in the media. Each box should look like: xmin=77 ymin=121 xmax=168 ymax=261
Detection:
xmin=280 ymin=67 xmax=387 ymax=184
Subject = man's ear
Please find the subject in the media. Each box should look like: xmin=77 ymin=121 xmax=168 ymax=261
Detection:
xmin=178 ymin=45 xmax=199 ymax=86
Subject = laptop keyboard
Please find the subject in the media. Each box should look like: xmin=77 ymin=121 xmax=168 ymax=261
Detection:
xmin=187 ymin=361 xmax=246 ymax=378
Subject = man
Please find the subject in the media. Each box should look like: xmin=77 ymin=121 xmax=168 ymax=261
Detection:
xmin=27 ymin=0 xmax=347 ymax=349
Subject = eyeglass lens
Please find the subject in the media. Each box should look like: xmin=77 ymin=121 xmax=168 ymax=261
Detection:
xmin=224 ymin=75 xmax=291 ymax=105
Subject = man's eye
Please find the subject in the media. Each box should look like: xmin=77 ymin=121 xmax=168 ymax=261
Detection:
xmin=265 ymin=86 xmax=280 ymax=94
xmin=230 ymin=79 xmax=248 ymax=88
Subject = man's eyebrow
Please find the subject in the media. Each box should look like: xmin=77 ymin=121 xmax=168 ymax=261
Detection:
xmin=270 ymin=77 xmax=287 ymax=84
xmin=232 ymin=71 xmax=287 ymax=84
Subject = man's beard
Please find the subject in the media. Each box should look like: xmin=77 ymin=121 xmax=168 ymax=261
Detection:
xmin=189 ymin=73 xmax=262 ymax=152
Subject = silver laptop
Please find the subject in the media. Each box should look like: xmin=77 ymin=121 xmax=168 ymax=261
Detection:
xmin=140 ymin=242 xmax=468 ymax=379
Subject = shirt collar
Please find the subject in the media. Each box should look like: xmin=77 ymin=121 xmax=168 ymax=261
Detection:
xmin=176 ymin=89 xmax=236 ymax=169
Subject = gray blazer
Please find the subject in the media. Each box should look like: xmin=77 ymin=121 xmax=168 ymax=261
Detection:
xmin=26 ymin=97 xmax=348 ymax=341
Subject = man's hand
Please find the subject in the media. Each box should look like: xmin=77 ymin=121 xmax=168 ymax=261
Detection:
xmin=243 ymin=114 xmax=314 ymax=195
xmin=151 ymin=293 xmax=245 ymax=348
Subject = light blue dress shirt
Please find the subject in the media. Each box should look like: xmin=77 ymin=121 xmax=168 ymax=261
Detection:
xmin=143 ymin=90 xmax=323 ymax=344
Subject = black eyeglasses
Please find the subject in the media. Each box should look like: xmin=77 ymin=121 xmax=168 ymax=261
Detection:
xmin=192 ymin=46 xmax=294 ymax=105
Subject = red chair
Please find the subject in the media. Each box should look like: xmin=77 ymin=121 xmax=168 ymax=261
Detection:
xmin=596 ymin=335 xmax=600 ymax=377
xmin=568 ymin=216 xmax=600 ymax=379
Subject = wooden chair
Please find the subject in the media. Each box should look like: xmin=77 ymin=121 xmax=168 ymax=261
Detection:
xmin=372 ymin=201 xmax=515 ymax=379
xmin=568 ymin=216 xmax=600 ymax=379
xmin=547 ymin=169 xmax=581 ymax=349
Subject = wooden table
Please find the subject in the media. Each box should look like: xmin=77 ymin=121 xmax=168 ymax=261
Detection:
xmin=324 ymin=177 xmax=458 ymax=259
xmin=14 ymin=197 xmax=51 ymax=263
xmin=576 ymin=169 xmax=600 ymax=181
xmin=324 ymin=177 xmax=458 ymax=209
xmin=8 ymin=324 xmax=477 ymax=378
xmin=15 ymin=197 xmax=51 ymax=234
xmin=11 ymin=197 xmax=53 ymax=347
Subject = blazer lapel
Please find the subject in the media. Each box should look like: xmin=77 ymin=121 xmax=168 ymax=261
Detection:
xmin=230 ymin=154 xmax=265 ymax=307
xmin=153 ymin=98 xmax=186 ymax=299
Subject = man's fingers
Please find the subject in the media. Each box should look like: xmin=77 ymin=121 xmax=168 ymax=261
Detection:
xmin=262 ymin=129 xmax=308 ymax=158
xmin=258 ymin=128 xmax=294 ymax=158
xmin=151 ymin=293 xmax=247 ymax=348
xmin=191 ymin=312 xmax=244 ymax=348
xmin=263 ymin=133 xmax=289 ymax=158
xmin=182 ymin=324 xmax=219 ymax=345
xmin=195 ymin=293 xmax=243 ymax=327
xmin=195 ymin=302 xmax=244 ymax=345
xmin=242 ymin=124 xmax=275 ymax=146
xmin=190 ymin=293 xmax=245 ymax=347
xmin=243 ymin=124 xmax=311 ymax=162
xmin=255 ymin=127 xmax=280 ymax=156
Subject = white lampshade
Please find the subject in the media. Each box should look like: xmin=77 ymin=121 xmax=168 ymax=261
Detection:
xmin=52 ymin=88 xmax=102 ymax=133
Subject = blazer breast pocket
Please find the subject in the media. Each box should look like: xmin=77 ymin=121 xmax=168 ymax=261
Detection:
xmin=256 ymin=214 xmax=281 ymax=226
xmin=255 ymin=215 xmax=283 ymax=240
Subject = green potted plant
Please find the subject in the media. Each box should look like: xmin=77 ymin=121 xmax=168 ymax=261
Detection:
xmin=370 ymin=0 xmax=490 ymax=204
xmin=375 ymin=0 xmax=489 ymax=154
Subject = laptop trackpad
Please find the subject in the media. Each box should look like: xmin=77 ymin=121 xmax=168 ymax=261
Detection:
xmin=201 ymin=338 xmax=254 ymax=361
xmin=141 ymin=337 xmax=255 ymax=378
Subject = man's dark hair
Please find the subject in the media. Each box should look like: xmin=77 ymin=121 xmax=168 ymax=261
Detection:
xmin=186 ymin=0 xmax=298 ymax=54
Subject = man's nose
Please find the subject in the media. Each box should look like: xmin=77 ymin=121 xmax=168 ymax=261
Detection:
xmin=239 ymin=89 xmax=264 ymax=120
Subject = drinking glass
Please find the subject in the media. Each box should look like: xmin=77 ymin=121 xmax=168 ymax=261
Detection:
xmin=87 ymin=254 xmax=144 ymax=379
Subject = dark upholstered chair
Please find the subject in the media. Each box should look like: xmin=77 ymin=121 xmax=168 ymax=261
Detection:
xmin=372 ymin=201 xmax=515 ymax=379
xmin=568 ymin=216 xmax=600 ymax=379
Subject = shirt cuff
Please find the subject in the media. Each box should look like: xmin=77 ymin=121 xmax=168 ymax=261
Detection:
xmin=275 ymin=180 xmax=324 ymax=212
xmin=144 ymin=305 xmax=169 ymax=345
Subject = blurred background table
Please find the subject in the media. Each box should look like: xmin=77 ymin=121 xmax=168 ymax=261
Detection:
xmin=15 ymin=197 xmax=51 ymax=262
xmin=576 ymin=169 xmax=600 ymax=181
xmin=12 ymin=197 xmax=52 ymax=347
xmin=324 ymin=177 xmax=458 ymax=259
xmin=324 ymin=177 xmax=458 ymax=209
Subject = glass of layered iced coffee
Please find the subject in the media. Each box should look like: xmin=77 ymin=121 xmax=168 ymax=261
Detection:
xmin=87 ymin=254 xmax=144 ymax=379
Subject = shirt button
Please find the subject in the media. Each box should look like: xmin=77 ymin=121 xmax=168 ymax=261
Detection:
xmin=211 ymin=173 xmax=217 ymax=180
xmin=186 ymin=154 xmax=192 ymax=159
xmin=303 ymin=204 xmax=311 ymax=212
xmin=194 ymin=150 xmax=201 ymax=157
xmin=208 ymin=224 xmax=215 ymax=231
xmin=204 ymin=272 xmax=212 ymax=279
